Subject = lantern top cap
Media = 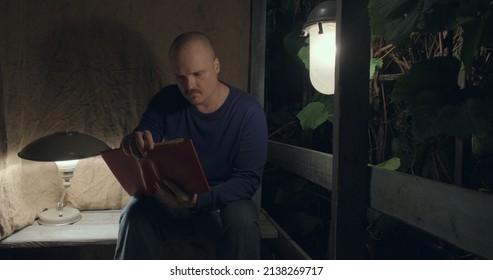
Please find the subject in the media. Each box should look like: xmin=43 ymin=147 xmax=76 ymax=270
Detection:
xmin=303 ymin=1 xmax=336 ymax=32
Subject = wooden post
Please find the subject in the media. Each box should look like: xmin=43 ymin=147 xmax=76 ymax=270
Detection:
xmin=329 ymin=0 xmax=371 ymax=259
xmin=0 ymin=63 xmax=6 ymax=164
xmin=249 ymin=0 xmax=266 ymax=108
xmin=249 ymin=0 xmax=266 ymax=209
xmin=454 ymin=138 xmax=464 ymax=186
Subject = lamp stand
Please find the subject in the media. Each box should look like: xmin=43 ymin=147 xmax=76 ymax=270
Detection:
xmin=38 ymin=169 xmax=82 ymax=225
xmin=38 ymin=207 xmax=81 ymax=225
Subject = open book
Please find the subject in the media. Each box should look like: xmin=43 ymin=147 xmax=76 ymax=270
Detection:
xmin=100 ymin=138 xmax=210 ymax=196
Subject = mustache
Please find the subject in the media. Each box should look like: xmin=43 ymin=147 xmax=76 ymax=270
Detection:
xmin=186 ymin=89 xmax=202 ymax=95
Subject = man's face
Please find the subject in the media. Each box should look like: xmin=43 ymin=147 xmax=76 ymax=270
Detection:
xmin=170 ymin=41 xmax=220 ymax=111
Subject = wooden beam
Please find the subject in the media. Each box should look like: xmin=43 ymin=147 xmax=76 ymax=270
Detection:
xmin=249 ymin=0 xmax=266 ymax=107
xmin=267 ymin=140 xmax=493 ymax=259
xmin=261 ymin=210 xmax=311 ymax=259
xmin=454 ymin=137 xmax=464 ymax=186
xmin=370 ymin=167 xmax=493 ymax=260
xmin=249 ymin=0 xmax=266 ymax=209
xmin=329 ymin=0 xmax=371 ymax=259
xmin=268 ymin=140 xmax=332 ymax=190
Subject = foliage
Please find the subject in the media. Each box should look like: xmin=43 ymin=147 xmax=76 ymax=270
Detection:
xmin=264 ymin=0 xmax=334 ymax=259
xmin=392 ymin=56 xmax=493 ymax=141
xmin=364 ymin=0 xmax=493 ymax=259
xmin=375 ymin=157 xmax=401 ymax=170
xmin=370 ymin=0 xmax=493 ymax=73
xmin=369 ymin=0 xmax=459 ymax=46
xmin=262 ymin=164 xmax=331 ymax=259
xmin=265 ymin=0 xmax=492 ymax=260
xmin=265 ymin=0 xmax=306 ymax=144
xmin=369 ymin=0 xmax=493 ymax=188
xmin=285 ymin=18 xmax=338 ymax=133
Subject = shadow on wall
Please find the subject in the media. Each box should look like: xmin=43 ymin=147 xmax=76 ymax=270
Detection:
xmin=27 ymin=20 xmax=163 ymax=147
xmin=0 ymin=19 xmax=164 ymax=239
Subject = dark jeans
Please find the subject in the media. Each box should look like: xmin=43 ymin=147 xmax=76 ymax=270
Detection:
xmin=114 ymin=196 xmax=260 ymax=260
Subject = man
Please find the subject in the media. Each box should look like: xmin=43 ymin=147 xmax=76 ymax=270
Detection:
xmin=114 ymin=31 xmax=268 ymax=260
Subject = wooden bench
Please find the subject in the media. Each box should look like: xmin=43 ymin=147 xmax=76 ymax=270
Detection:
xmin=0 ymin=210 xmax=121 ymax=249
xmin=0 ymin=209 xmax=280 ymax=259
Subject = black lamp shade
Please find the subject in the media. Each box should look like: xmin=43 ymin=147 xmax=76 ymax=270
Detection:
xmin=18 ymin=131 xmax=110 ymax=162
xmin=304 ymin=1 xmax=336 ymax=29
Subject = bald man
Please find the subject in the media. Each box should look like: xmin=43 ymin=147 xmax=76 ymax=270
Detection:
xmin=114 ymin=31 xmax=268 ymax=260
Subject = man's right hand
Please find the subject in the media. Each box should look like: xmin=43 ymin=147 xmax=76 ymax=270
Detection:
xmin=120 ymin=130 xmax=155 ymax=158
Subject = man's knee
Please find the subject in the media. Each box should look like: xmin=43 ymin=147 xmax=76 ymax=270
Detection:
xmin=217 ymin=199 xmax=260 ymax=259
xmin=221 ymin=199 xmax=259 ymax=232
xmin=120 ymin=196 xmax=158 ymax=225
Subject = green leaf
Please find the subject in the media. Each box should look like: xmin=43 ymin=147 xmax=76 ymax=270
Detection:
xmin=461 ymin=7 xmax=492 ymax=74
xmin=368 ymin=0 xmax=461 ymax=45
xmin=370 ymin=57 xmax=383 ymax=79
xmin=410 ymin=91 xmax=493 ymax=140
xmin=296 ymin=102 xmax=330 ymax=130
xmin=317 ymin=94 xmax=335 ymax=123
xmin=392 ymin=57 xmax=459 ymax=140
xmin=288 ymin=212 xmax=322 ymax=235
xmin=375 ymin=157 xmax=401 ymax=171
xmin=369 ymin=0 xmax=426 ymax=45
xmin=283 ymin=28 xmax=306 ymax=64
xmin=392 ymin=56 xmax=493 ymax=140
xmin=392 ymin=56 xmax=461 ymax=106
xmin=423 ymin=1 xmax=460 ymax=33
xmin=480 ymin=8 xmax=493 ymax=45
xmin=472 ymin=134 xmax=493 ymax=157
xmin=297 ymin=39 xmax=309 ymax=70
xmin=367 ymin=208 xmax=397 ymax=238
xmin=274 ymin=178 xmax=305 ymax=205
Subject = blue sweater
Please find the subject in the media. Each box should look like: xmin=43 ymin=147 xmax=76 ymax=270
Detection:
xmin=134 ymin=84 xmax=268 ymax=211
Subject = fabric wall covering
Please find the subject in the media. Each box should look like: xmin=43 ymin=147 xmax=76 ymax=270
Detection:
xmin=0 ymin=0 xmax=251 ymax=239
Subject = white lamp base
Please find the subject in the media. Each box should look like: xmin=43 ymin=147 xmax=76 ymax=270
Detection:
xmin=38 ymin=207 xmax=82 ymax=226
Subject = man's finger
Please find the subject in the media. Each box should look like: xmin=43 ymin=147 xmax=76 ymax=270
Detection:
xmin=120 ymin=136 xmax=132 ymax=156
xmin=162 ymin=179 xmax=180 ymax=196
xmin=143 ymin=130 xmax=155 ymax=151
xmin=162 ymin=179 xmax=193 ymax=204
xmin=120 ymin=132 xmax=146 ymax=158
xmin=134 ymin=131 xmax=147 ymax=157
xmin=154 ymin=181 xmax=176 ymax=205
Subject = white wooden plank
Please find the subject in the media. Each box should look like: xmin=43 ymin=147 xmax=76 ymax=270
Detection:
xmin=370 ymin=167 xmax=493 ymax=259
xmin=0 ymin=209 xmax=277 ymax=248
xmin=268 ymin=141 xmax=333 ymax=190
xmin=267 ymin=142 xmax=493 ymax=258
xmin=0 ymin=210 xmax=121 ymax=248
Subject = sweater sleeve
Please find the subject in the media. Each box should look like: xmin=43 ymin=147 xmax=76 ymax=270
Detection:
xmin=133 ymin=92 xmax=165 ymax=143
xmin=135 ymin=86 xmax=188 ymax=143
xmin=195 ymin=103 xmax=268 ymax=211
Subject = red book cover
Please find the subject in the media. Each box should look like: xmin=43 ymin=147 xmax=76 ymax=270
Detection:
xmin=100 ymin=138 xmax=210 ymax=196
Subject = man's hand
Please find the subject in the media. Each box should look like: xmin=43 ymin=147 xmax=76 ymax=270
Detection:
xmin=154 ymin=179 xmax=198 ymax=209
xmin=121 ymin=130 xmax=155 ymax=158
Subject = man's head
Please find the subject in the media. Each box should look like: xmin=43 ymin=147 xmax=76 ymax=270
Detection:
xmin=168 ymin=32 xmax=221 ymax=112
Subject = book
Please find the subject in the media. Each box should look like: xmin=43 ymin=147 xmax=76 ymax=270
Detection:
xmin=100 ymin=138 xmax=210 ymax=196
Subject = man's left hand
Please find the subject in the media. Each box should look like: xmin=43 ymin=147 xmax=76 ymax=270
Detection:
xmin=153 ymin=179 xmax=197 ymax=209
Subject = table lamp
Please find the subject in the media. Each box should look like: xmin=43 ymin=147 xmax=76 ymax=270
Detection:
xmin=18 ymin=131 xmax=110 ymax=225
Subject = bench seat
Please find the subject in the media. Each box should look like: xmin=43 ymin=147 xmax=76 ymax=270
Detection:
xmin=0 ymin=209 xmax=278 ymax=249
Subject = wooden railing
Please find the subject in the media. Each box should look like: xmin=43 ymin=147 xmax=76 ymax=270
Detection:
xmin=267 ymin=140 xmax=493 ymax=259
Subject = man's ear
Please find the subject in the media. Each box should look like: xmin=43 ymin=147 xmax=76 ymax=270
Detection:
xmin=214 ymin=58 xmax=220 ymax=74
